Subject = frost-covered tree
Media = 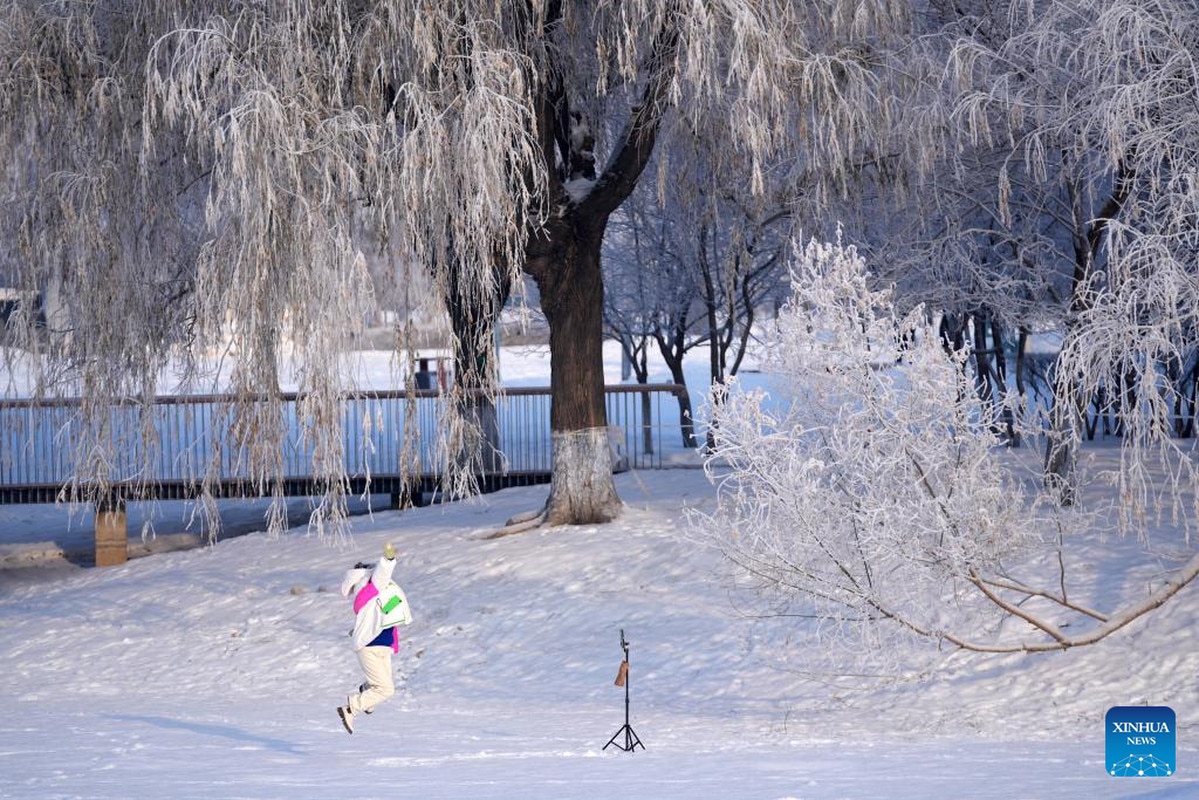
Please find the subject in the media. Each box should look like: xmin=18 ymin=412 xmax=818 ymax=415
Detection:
xmin=601 ymin=192 xmax=699 ymax=449
xmin=502 ymin=0 xmax=914 ymax=524
xmin=938 ymin=0 xmax=1199 ymax=507
xmin=699 ymin=235 xmax=1199 ymax=662
xmin=602 ymin=134 xmax=791 ymax=450
xmin=0 ymin=3 xmax=224 ymax=515
xmin=827 ymin=3 xmax=1091 ymax=455
xmin=1 ymin=1 xmax=920 ymax=531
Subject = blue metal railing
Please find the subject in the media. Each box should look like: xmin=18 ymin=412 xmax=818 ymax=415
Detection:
xmin=0 ymin=384 xmax=692 ymax=503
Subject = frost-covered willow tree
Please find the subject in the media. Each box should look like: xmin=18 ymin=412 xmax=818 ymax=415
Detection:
xmin=0 ymin=3 xmax=222 ymax=514
xmin=477 ymin=0 xmax=916 ymax=525
xmin=700 ymin=236 xmax=1199 ymax=662
xmin=942 ymin=0 xmax=1199 ymax=510
xmin=1 ymin=1 xmax=921 ymax=530
xmin=826 ymin=3 xmax=1092 ymax=453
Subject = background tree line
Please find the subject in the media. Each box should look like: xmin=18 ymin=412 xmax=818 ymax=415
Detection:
xmin=1 ymin=0 xmax=1197 ymax=544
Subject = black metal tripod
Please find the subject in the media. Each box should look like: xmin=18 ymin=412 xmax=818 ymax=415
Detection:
xmin=603 ymin=629 xmax=644 ymax=752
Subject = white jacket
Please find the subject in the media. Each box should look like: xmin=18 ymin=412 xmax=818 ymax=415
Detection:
xmin=340 ymin=555 xmax=403 ymax=650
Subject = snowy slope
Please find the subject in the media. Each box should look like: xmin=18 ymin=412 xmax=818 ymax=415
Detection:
xmin=0 ymin=342 xmax=1197 ymax=798
xmin=0 ymin=462 xmax=1196 ymax=799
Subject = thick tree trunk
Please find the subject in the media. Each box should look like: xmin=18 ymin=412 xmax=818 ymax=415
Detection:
xmin=518 ymin=0 xmax=678 ymax=526
xmin=533 ymin=227 xmax=622 ymax=525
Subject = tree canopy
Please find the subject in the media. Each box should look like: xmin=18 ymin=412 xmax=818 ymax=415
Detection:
xmin=1 ymin=0 xmax=921 ymax=531
xmin=2 ymin=0 xmax=1197 ymax=546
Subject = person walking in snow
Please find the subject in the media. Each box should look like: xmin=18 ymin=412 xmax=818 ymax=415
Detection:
xmin=337 ymin=541 xmax=412 ymax=734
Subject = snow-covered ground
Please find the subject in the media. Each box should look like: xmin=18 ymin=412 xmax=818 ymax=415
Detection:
xmin=1 ymin=342 xmax=1196 ymax=798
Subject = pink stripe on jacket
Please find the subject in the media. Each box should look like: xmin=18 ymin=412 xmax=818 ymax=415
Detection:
xmin=352 ymin=580 xmax=399 ymax=652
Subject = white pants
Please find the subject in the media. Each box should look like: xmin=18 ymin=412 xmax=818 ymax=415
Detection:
xmin=349 ymin=645 xmax=395 ymax=714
